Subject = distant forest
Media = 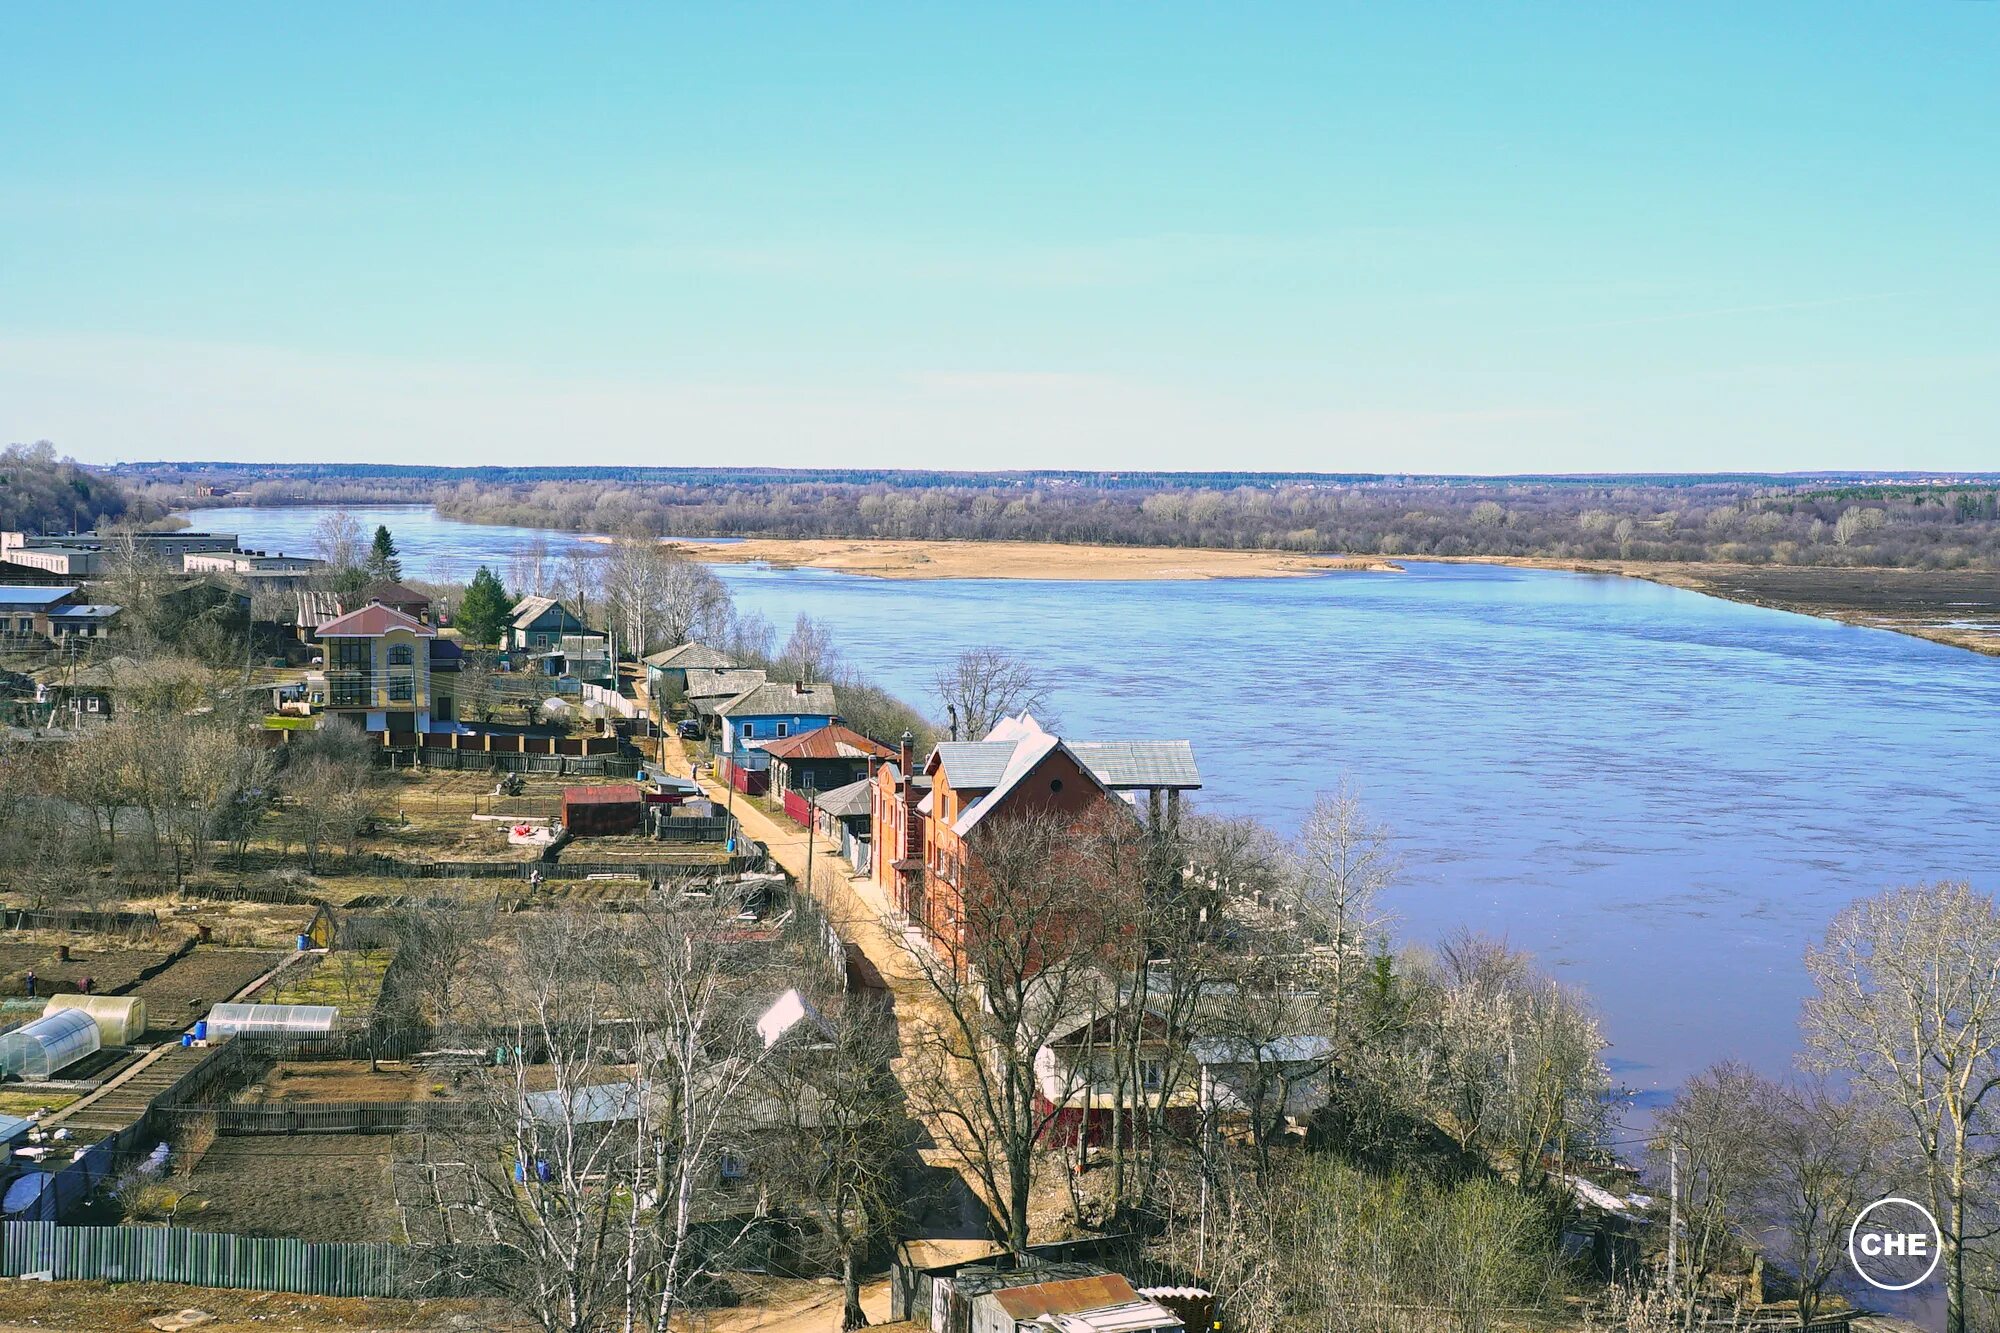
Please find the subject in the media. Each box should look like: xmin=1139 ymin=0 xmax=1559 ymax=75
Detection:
xmin=1 ymin=442 xmax=163 ymax=535
xmin=101 ymin=458 xmax=2000 ymax=571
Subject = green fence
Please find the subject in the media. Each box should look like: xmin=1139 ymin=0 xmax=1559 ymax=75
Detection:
xmin=1 ymin=1220 xmax=408 ymax=1298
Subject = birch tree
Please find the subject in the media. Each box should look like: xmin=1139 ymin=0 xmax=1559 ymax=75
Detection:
xmin=1803 ymin=880 xmax=2000 ymax=1333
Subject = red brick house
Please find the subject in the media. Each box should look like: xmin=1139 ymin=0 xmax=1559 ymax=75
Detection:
xmin=871 ymin=713 xmax=1200 ymax=965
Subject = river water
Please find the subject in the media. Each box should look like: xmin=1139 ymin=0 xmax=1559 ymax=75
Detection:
xmin=198 ymin=504 xmax=2000 ymax=1120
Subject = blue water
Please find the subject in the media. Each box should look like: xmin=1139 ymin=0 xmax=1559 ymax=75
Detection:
xmin=199 ymin=505 xmax=2000 ymax=1115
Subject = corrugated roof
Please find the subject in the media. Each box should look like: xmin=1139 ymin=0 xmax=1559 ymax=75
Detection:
xmin=814 ymin=777 xmax=874 ymax=819
xmin=761 ymin=723 xmax=896 ymax=763
xmin=930 ymin=741 xmax=1019 ymax=788
xmin=717 ymin=680 xmax=839 ymax=718
xmin=44 ymin=603 xmax=120 ymax=618
xmin=991 ymin=1275 xmax=1145 ymax=1321
xmin=643 ymin=642 xmax=736 ymax=670
xmin=362 ymin=579 xmax=428 ymax=606
xmin=316 ymin=602 xmax=435 ymax=638
xmin=510 ymin=594 xmax=576 ymax=629
xmin=1066 ymin=741 xmax=1201 ymax=789
xmin=563 ymin=784 xmax=642 ymax=805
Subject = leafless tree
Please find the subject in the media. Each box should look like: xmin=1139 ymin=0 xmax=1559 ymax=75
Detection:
xmin=905 ymin=809 xmax=1139 ymax=1253
xmin=283 ymin=754 xmax=375 ymax=872
xmin=1752 ymin=1079 xmax=1894 ymax=1331
xmin=311 ymin=508 xmax=366 ymax=575
xmin=777 ymin=613 xmax=835 ymax=682
xmin=756 ymin=993 xmax=906 ymax=1328
xmin=1654 ymin=1061 xmax=1768 ymax=1321
xmin=931 ymin=646 xmax=1054 ymax=740
xmin=509 ymin=534 xmax=555 ymax=599
xmin=1290 ymin=779 xmax=1399 ymax=1043
xmin=1803 ymin=880 xmax=2000 ymax=1333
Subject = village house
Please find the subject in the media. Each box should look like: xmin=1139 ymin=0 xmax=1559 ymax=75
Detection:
xmin=812 ymin=778 xmax=876 ymax=874
xmin=642 ymin=641 xmax=737 ymax=697
xmin=508 ymin=595 xmax=593 ymax=654
xmin=762 ymin=723 xmax=897 ymax=806
xmin=310 ymin=600 xmax=445 ymax=735
xmin=358 ymin=579 xmax=432 ymax=624
xmin=682 ymin=667 xmax=769 ymax=733
xmin=871 ymin=714 xmax=1200 ymax=964
xmin=3 ymin=529 xmax=239 ymax=575
xmin=714 ymin=680 xmax=840 ymax=791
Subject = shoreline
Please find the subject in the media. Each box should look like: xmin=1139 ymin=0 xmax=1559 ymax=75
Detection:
xmin=648 ymin=535 xmax=1998 ymax=658
xmin=646 ymin=535 xmax=1402 ymax=581
xmin=1418 ymin=555 xmax=2000 ymax=658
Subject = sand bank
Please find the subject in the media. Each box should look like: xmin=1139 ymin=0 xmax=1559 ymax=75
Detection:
xmin=664 ymin=537 xmax=1398 ymax=581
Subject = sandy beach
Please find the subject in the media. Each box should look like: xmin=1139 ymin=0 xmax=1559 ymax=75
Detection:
xmin=662 ymin=537 xmax=1399 ymax=581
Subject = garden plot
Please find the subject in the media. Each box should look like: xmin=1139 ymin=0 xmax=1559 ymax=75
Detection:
xmin=182 ymin=1133 xmax=402 ymax=1242
xmin=0 ymin=941 xmax=177 ymax=998
xmin=131 ymin=947 xmax=287 ymax=1037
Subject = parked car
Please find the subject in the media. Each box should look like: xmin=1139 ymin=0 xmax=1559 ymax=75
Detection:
xmin=677 ymin=719 xmax=704 ymax=740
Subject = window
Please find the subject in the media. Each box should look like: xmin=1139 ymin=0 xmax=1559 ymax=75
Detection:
xmin=388 ymin=677 xmax=414 ymax=702
xmin=387 ymin=644 xmax=414 ymax=667
xmin=775 ymin=721 xmax=789 ymax=738
xmin=740 ymin=722 xmax=755 ymax=739
xmin=1141 ymin=1060 xmax=1165 ymax=1092
xmin=719 ymin=1152 xmax=748 ymax=1184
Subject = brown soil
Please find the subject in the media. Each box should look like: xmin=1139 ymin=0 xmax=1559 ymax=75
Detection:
xmin=0 ymin=1280 xmax=514 ymax=1332
xmin=664 ymin=536 xmax=1399 ymax=581
xmin=131 ymin=948 xmax=287 ymax=1035
xmin=239 ymin=1061 xmax=449 ymax=1105
xmin=0 ymin=941 xmax=177 ymax=999
xmin=183 ymin=1134 xmax=401 ymax=1242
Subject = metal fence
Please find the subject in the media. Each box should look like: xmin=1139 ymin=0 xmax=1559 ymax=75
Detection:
xmin=0 ymin=1220 xmax=408 ymax=1298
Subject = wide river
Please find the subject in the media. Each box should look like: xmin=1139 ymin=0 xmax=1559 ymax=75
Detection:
xmin=202 ymin=504 xmax=2000 ymax=1121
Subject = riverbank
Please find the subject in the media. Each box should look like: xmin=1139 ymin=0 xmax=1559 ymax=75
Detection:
xmin=654 ymin=536 xmax=1399 ymax=580
xmin=1428 ymin=557 xmax=2000 ymax=658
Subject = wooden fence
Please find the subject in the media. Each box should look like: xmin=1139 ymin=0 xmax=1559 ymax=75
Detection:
xmin=377 ymin=749 xmax=641 ymax=777
xmin=155 ymin=1099 xmax=478 ymax=1136
xmin=0 ymin=1220 xmax=409 ymax=1298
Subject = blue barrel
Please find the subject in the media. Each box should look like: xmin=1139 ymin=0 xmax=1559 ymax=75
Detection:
xmin=181 ymin=1033 xmax=193 ymax=1047
xmin=296 ymin=934 xmax=310 ymax=951
xmin=193 ymin=1020 xmax=208 ymax=1041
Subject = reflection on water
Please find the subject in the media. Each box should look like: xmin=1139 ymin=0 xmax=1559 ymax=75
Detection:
xmin=201 ymin=506 xmax=2000 ymax=1112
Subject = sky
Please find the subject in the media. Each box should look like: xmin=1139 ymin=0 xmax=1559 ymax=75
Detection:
xmin=2 ymin=5 xmax=1995 ymax=475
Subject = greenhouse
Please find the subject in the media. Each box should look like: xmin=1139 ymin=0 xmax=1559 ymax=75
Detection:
xmin=0 ymin=1009 xmax=102 ymax=1080
xmin=204 ymin=1003 xmax=338 ymax=1039
xmin=44 ymin=994 xmax=148 ymax=1046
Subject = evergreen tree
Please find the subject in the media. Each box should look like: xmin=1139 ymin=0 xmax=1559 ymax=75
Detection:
xmin=458 ymin=566 xmax=511 ymax=646
xmin=366 ymin=524 xmax=402 ymax=582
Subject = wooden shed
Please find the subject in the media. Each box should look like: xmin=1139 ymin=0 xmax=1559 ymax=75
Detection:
xmin=562 ymin=784 xmax=645 ymax=836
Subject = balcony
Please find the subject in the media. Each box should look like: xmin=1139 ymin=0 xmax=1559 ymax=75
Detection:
xmin=323 ymin=669 xmax=425 ymax=711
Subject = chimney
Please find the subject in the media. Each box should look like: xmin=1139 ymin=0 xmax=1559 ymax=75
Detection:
xmin=947 ymin=704 xmax=959 ymax=742
xmin=898 ymin=729 xmax=914 ymax=779
xmin=794 ymin=676 xmax=806 ymax=695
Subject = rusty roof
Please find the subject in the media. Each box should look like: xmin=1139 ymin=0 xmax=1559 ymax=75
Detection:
xmin=759 ymin=723 xmax=896 ymax=763
xmin=991 ymin=1275 xmax=1142 ymax=1321
xmin=316 ymin=601 xmax=434 ymax=639
xmin=563 ymin=784 xmax=643 ymax=805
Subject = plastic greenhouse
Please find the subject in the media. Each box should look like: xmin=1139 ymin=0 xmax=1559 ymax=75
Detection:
xmin=44 ymin=994 xmax=148 ymax=1046
xmin=0 ymin=1009 xmax=102 ymax=1080
xmin=204 ymin=1003 xmax=338 ymax=1039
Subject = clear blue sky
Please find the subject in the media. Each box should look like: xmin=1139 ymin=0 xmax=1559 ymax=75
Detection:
xmin=3 ymin=5 xmax=1994 ymax=473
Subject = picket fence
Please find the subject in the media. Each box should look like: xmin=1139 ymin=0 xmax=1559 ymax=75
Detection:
xmin=0 ymin=1220 xmax=408 ymax=1298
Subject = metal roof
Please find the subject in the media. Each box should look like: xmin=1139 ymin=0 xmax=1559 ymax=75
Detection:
xmin=990 ymin=1275 xmax=1148 ymax=1322
xmin=760 ymin=723 xmax=896 ymax=763
xmin=814 ymin=777 xmax=874 ymax=819
xmin=1066 ymin=741 xmax=1201 ymax=789
xmin=44 ymin=603 xmax=120 ymax=618
xmin=315 ymin=602 xmax=435 ymax=638
xmin=0 ymin=587 xmax=76 ymax=608
xmin=929 ymin=741 xmax=1019 ymax=788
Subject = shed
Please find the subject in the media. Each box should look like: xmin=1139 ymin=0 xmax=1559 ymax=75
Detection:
xmin=563 ymin=783 xmax=645 ymax=836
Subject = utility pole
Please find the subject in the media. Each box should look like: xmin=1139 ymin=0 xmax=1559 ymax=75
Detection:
xmin=1666 ymin=1135 xmax=1679 ymax=1297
